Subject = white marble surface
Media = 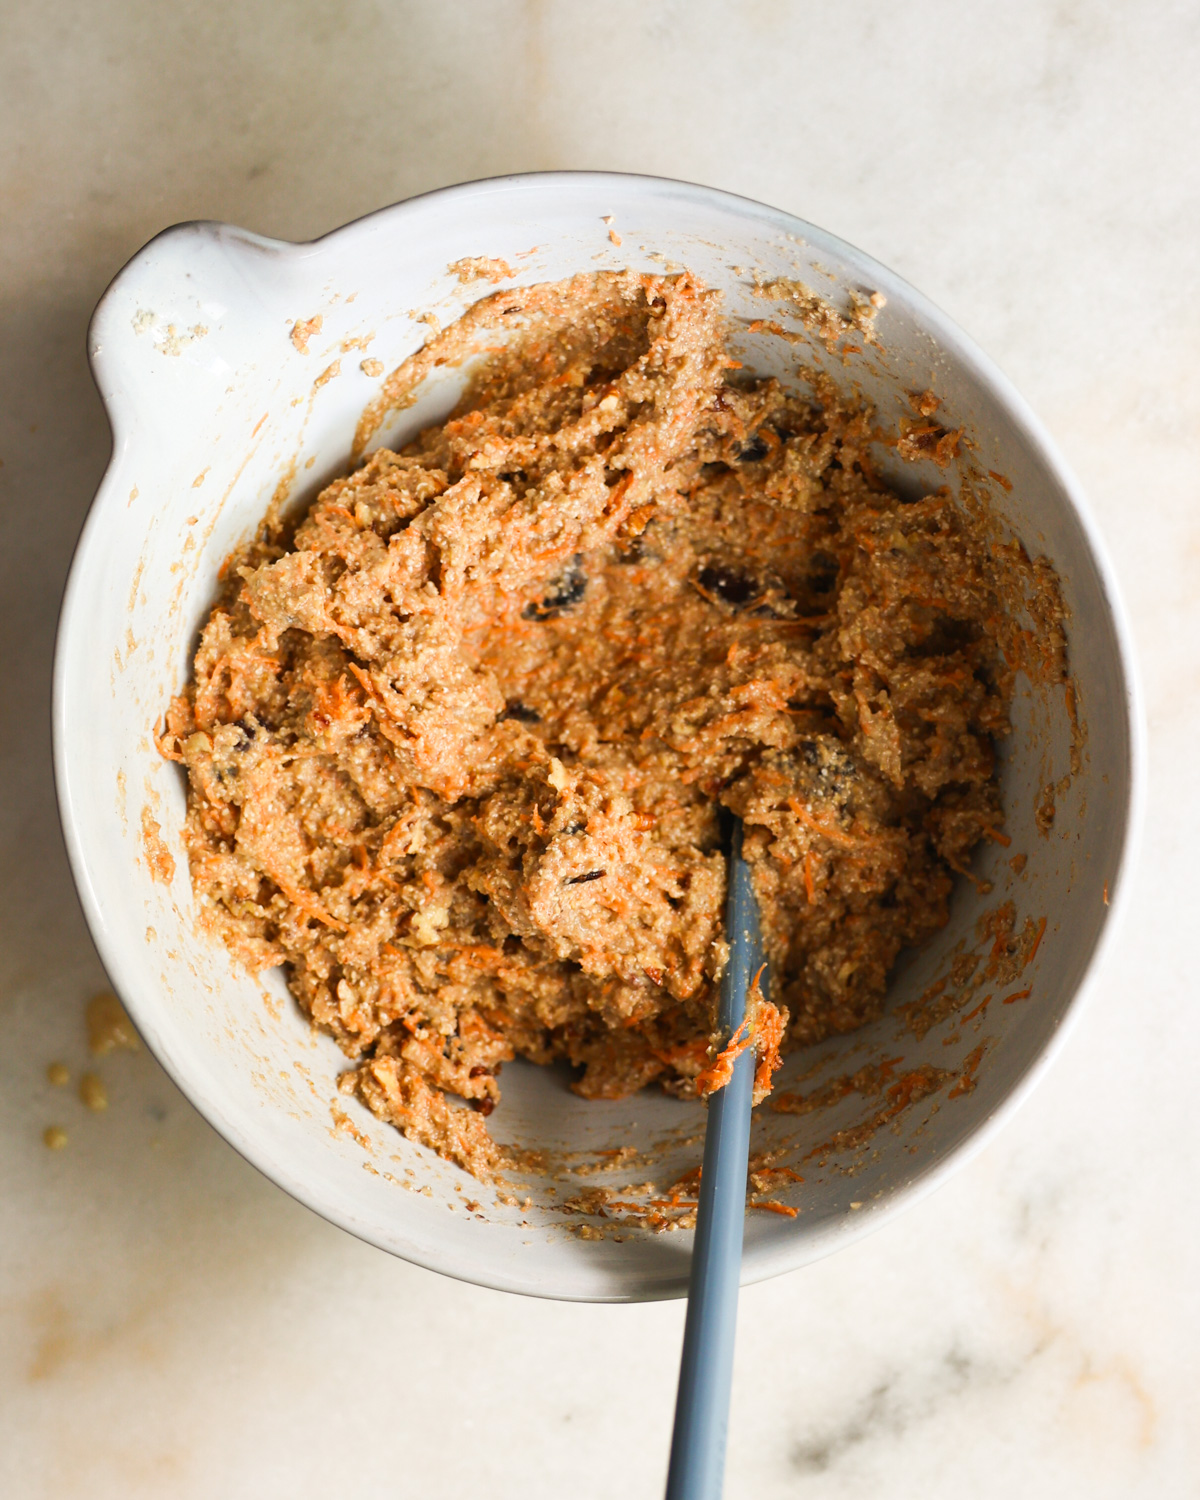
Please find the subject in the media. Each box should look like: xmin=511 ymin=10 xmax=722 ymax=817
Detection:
xmin=2 ymin=3 xmax=1198 ymax=1495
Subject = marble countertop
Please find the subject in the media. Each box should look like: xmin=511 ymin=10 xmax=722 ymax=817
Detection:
xmin=2 ymin=4 xmax=1198 ymax=1495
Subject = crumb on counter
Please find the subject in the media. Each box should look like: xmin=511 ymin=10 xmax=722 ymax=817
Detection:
xmin=79 ymin=1073 xmax=108 ymax=1111
xmin=86 ymin=992 xmax=140 ymax=1056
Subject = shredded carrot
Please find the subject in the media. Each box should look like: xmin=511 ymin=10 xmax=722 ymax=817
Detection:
xmin=949 ymin=1043 xmax=986 ymax=1098
xmin=694 ymin=971 xmax=785 ymax=1102
xmin=258 ymin=869 xmax=343 ymax=931
xmin=603 ymin=471 xmax=634 ymax=518
xmin=803 ymin=851 xmax=816 ymax=904
xmin=1027 ymin=916 xmax=1047 ymax=964
xmin=786 ymin=797 xmax=860 ymax=850
xmin=1001 ymin=986 xmax=1032 ymax=1006
xmin=694 ymin=1017 xmax=753 ymax=1097
xmin=750 ymin=1166 xmax=804 ymax=1187
xmin=750 ymin=1200 xmax=798 ymax=1218
xmin=666 ymin=1166 xmax=703 ymax=1200
xmin=981 ymin=825 xmax=1012 ymax=848
xmin=321 ymin=502 xmax=357 ymax=524
xmin=753 ymin=996 xmax=786 ymax=1100
xmin=988 ymin=907 xmax=1016 ymax=965
xmin=961 ymin=993 xmax=992 ymax=1023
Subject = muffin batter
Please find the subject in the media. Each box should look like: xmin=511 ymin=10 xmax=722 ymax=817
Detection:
xmin=161 ymin=269 xmax=1022 ymax=1176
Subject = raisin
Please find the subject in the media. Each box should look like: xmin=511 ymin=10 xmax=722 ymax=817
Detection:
xmin=231 ymin=719 xmax=257 ymax=751
xmin=500 ymin=700 xmax=541 ymax=723
xmin=522 ymin=556 xmax=587 ymax=618
xmin=566 ymin=870 xmax=605 ymax=885
xmin=697 ymin=564 xmax=758 ymax=607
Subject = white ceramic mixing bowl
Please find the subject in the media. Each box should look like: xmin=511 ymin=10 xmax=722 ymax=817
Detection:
xmin=54 ymin=173 xmax=1141 ymax=1300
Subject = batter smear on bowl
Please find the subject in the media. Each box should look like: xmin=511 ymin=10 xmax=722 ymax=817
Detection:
xmin=161 ymin=270 xmax=1035 ymax=1178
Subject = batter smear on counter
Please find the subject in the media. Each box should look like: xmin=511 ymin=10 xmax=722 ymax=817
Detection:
xmin=161 ymin=269 xmax=1033 ymax=1178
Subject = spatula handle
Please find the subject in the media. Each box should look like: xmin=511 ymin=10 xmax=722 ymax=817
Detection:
xmin=665 ymin=816 xmax=762 ymax=1500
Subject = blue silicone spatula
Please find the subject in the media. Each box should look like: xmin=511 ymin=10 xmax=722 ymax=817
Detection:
xmin=665 ymin=813 xmax=764 ymax=1500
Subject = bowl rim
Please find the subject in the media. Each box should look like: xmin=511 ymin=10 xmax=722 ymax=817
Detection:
xmin=53 ymin=170 xmax=1146 ymax=1300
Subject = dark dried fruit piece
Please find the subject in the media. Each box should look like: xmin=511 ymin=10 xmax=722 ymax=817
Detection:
xmin=697 ymin=564 xmax=759 ymax=607
xmin=500 ymin=700 xmax=541 ymax=723
xmin=566 ymin=870 xmax=606 ymax=885
xmin=523 ymin=556 xmax=588 ymax=618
